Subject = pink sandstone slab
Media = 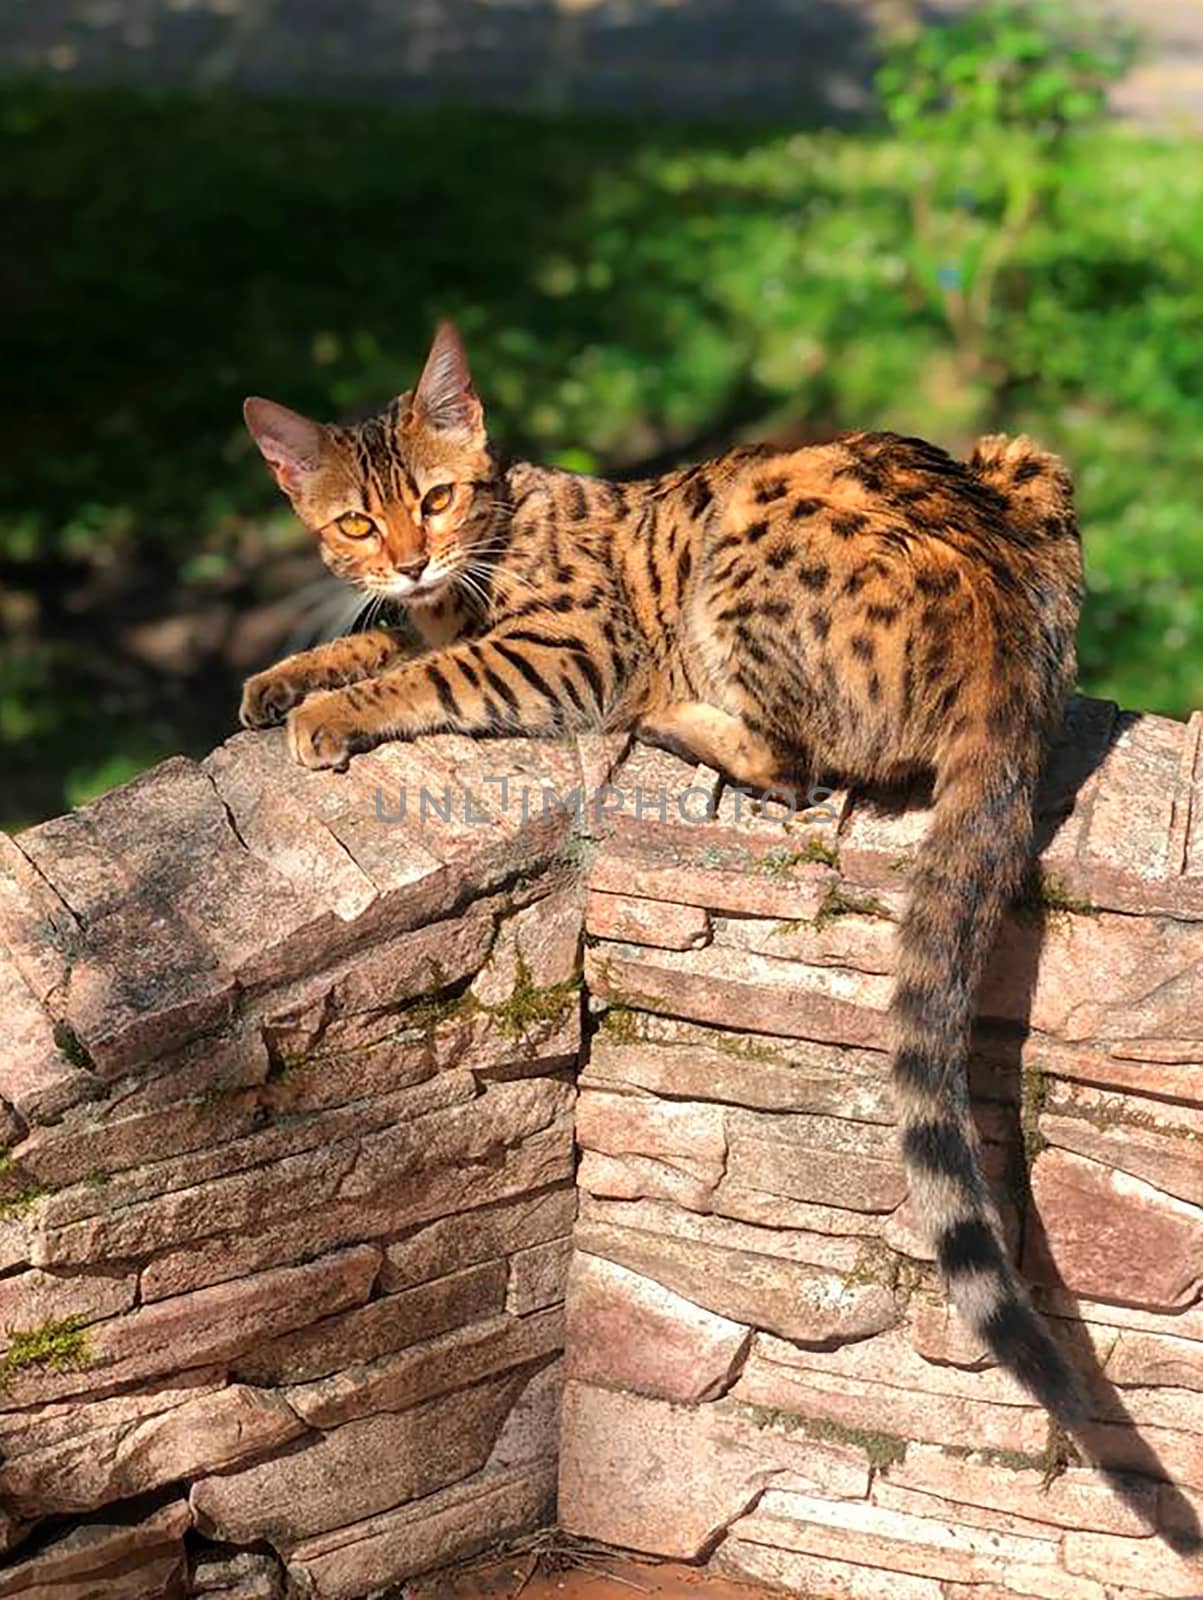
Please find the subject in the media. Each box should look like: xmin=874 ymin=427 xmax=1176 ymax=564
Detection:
xmin=586 ymin=940 xmax=893 ymax=1050
xmin=585 ymin=890 xmax=711 ymax=950
xmin=585 ymin=1011 xmax=894 ymax=1121
xmin=381 ymin=1186 xmax=576 ymax=1292
xmin=190 ymin=1548 xmax=283 ymax=1600
xmin=3 ymin=1381 xmax=305 ymax=1516
xmin=469 ymin=881 xmax=582 ymax=1004
xmin=715 ymin=909 xmax=896 ymax=975
xmin=603 ymin=744 xmax=724 ymax=857
xmin=190 ymin=1369 xmax=529 ymax=1547
xmin=1039 ymin=1080 xmax=1203 ymax=1206
xmin=729 ymin=1486 xmax=1061 ymax=1585
xmin=884 ymin=1441 xmax=1157 ymax=1536
xmin=559 ymin=1376 xmax=870 ymax=1561
xmin=1027 ymin=1147 xmax=1203 ymax=1308
xmin=723 ymin=1104 xmax=907 ymax=1213
xmin=714 ymin=1540 xmax=942 ymax=1600
xmin=0 ymin=1367 xmax=223 ymax=1461
xmin=38 ymin=1076 xmax=564 ymax=1271
xmin=979 ymin=907 xmax=1203 ymax=1044
xmin=575 ymin=1086 xmax=727 ymax=1177
xmin=870 ymin=1476 xmax=1102 ymax=1543
xmin=707 ymin=1178 xmax=887 ymax=1240
xmin=260 ymin=895 xmax=497 ymax=1059
xmin=507 ymin=1235 xmax=573 ymax=1314
xmin=573 ymin=1219 xmax=897 ymax=1347
xmin=203 ymin=731 xmax=452 ymax=917
xmin=565 ymin=1252 xmax=750 ymax=1403
xmin=38 ymin=1072 xmax=473 ymax=1233
xmin=0 ymin=1497 xmax=191 ymax=1600
xmin=748 ymin=1327 xmax=1031 ymax=1409
xmin=286 ymin=1462 xmax=557 ymax=1600
xmin=576 ymin=1148 xmax=722 ymax=1213
xmin=140 ymin=1115 xmax=573 ymax=1300
xmin=286 ymin=1360 xmax=563 ymax=1597
xmin=0 ymin=1245 xmax=379 ymax=1408
xmin=59 ymin=894 xmax=238 ymax=1078
xmin=731 ymin=1351 xmax=1049 ymax=1456
xmin=0 ymin=1264 xmax=136 ymax=1341
xmin=587 ymin=845 xmax=832 ymax=922
xmin=558 ymin=1382 xmax=816 ymax=1560
xmin=104 ymin=1023 xmax=271 ymax=1116
xmin=8 ymin=1084 xmax=267 ymax=1191
xmin=204 ymin=735 xmax=381 ymax=922
xmin=0 ymin=947 xmax=100 ymax=1125
xmin=576 ymin=1195 xmax=871 ymax=1275
xmin=284 ymin=1305 xmax=565 ymax=1429
xmin=0 ymin=828 xmax=80 ymax=1005
xmin=1079 ymin=709 xmax=1201 ymax=916
xmin=1064 ymin=1523 xmax=1203 ymax=1596
xmin=231 ymin=1259 xmax=507 ymax=1385
xmin=906 ymin=1287 xmax=995 ymax=1369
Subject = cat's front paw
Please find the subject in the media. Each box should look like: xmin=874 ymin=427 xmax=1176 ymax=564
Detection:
xmin=240 ymin=668 xmax=306 ymax=730
xmin=286 ymin=690 xmax=365 ymax=771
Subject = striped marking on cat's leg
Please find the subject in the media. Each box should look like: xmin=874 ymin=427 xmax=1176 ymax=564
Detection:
xmin=240 ymin=630 xmax=407 ymax=729
xmin=285 ymin=625 xmax=612 ymax=768
xmin=639 ymin=701 xmax=780 ymax=789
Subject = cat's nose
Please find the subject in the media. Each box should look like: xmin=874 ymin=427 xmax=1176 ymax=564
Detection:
xmin=395 ymin=557 xmax=427 ymax=582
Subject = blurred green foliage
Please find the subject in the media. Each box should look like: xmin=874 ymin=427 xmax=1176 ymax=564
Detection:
xmin=1 ymin=3 xmax=1200 ymax=826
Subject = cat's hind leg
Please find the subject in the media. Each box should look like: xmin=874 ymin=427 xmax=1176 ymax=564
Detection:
xmin=638 ymin=701 xmax=781 ymax=790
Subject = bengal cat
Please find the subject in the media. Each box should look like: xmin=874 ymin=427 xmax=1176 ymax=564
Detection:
xmin=243 ymin=321 xmax=1085 ymax=1423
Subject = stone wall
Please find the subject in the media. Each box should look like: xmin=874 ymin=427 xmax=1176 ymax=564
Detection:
xmin=0 ymin=728 xmax=613 ymax=1597
xmin=563 ymin=700 xmax=1203 ymax=1599
xmin=1 ymin=696 xmax=1201 ymax=1597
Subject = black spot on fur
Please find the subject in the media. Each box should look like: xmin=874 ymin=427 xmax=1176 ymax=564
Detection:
xmin=831 ymin=511 xmax=870 ymax=539
xmin=686 ymin=474 xmax=713 ymax=517
xmin=755 ymin=478 xmax=787 ymax=504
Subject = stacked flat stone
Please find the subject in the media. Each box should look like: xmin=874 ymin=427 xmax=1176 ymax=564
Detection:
xmin=2 ymin=697 xmax=1202 ymax=1598
xmin=564 ymin=698 xmax=1203 ymax=1599
xmin=0 ymin=728 xmax=618 ymax=1598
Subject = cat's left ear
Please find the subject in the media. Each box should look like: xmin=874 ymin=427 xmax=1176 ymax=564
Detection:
xmin=243 ymin=398 xmax=328 ymax=500
xmin=409 ymin=321 xmax=484 ymax=440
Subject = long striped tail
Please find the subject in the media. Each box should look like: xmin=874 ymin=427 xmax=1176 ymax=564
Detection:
xmin=892 ymin=735 xmax=1085 ymax=1425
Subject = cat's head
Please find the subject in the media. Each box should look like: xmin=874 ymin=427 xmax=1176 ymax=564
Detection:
xmin=244 ymin=322 xmax=497 ymax=608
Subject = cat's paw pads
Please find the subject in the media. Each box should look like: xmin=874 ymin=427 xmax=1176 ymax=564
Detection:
xmin=241 ymin=671 xmax=304 ymax=729
xmin=286 ymin=692 xmax=360 ymax=770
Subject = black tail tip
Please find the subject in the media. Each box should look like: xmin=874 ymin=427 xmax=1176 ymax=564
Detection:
xmin=983 ymin=1299 xmax=1087 ymax=1427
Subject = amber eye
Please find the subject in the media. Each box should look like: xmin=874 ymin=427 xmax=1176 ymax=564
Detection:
xmin=421 ymin=484 xmax=454 ymax=518
xmin=336 ymin=512 xmax=376 ymax=539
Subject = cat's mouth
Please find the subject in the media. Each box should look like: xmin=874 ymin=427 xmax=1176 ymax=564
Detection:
xmin=380 ymin=568 xmax=453 ymax=606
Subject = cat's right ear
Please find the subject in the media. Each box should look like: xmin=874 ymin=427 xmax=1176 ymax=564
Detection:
xmin=243 ymin=398 xmax=327 ymax=499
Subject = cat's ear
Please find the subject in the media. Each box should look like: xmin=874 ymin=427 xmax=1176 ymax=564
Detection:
xmin=243 ymin=398 xmax=328 ymax=498
xmin=409 ymin=321 xmax=484 ymax=439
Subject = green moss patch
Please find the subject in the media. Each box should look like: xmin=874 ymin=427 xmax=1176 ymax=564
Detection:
xmin=813 ymin=883 xmax=893 ymax=929
xmin=1 ymin=1315 xmax=91 ymax=1378
xmin=736 ymin=1401 xmax=908 ymax=1471
xmin=754 ymin=840 xmax=839 ymax=877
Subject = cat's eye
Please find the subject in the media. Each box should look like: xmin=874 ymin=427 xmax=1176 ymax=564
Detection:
xmin=422 ymin=484 xmax=455 ymax=517
xmin=336 ymin=512 xmax=376 ymax=539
